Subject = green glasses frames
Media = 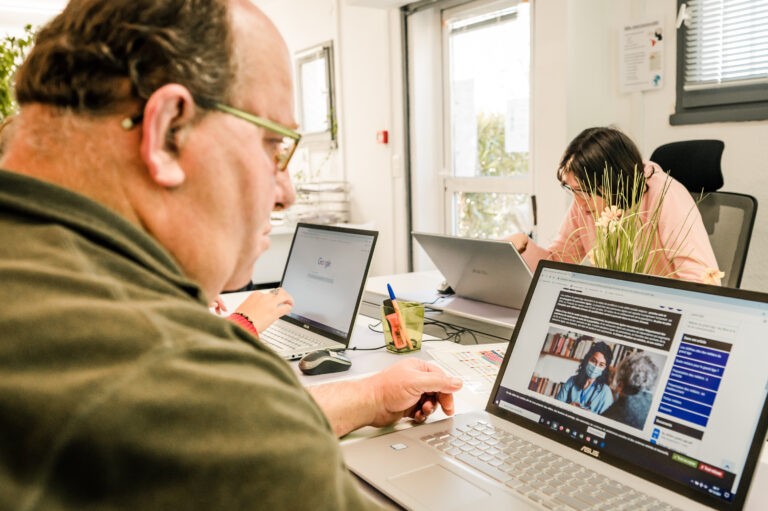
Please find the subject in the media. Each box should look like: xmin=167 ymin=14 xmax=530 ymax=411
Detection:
xmin=122 ymin=101 xmax=302 ymax=172
xmin=212 ymin=103 xmax=301 ymax=172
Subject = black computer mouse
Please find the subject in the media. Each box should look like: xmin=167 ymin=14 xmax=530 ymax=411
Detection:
xmin=298 ymin=349 xmax=352 ymax=375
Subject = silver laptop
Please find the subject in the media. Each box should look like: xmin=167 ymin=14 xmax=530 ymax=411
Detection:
xmin=412 ymin=232 xmax=533 ymax=310
xmin=259 ymin=223 xmax=377 ymax=360
xmin=343 ymin=261 xmax=768 ymax=510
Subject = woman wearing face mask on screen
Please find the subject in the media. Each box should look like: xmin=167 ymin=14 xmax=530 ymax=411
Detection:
xmin=555 ymin=341 xmax=614 ymax=414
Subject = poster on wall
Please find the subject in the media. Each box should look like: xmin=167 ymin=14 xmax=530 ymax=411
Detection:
xmin=620 ymin=19 xmax=664 ymax=93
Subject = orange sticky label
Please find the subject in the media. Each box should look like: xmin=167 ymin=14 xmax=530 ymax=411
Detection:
xmin=385 ymin=312 xmax=407 ymax=349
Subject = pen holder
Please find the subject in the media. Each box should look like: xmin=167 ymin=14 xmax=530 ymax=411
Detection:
xmin=381 ymin=299 xmax=424 ymax=353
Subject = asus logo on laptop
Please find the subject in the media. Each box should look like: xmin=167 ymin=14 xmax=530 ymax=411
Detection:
xmin=471 ymin=268 xmax=488 ymax=275
xmin=580 ymin=446 xmax=600 ymax=458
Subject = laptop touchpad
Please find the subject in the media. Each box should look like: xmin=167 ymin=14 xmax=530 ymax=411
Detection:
xmin=389 ymin=464 xmax=489 ymax=509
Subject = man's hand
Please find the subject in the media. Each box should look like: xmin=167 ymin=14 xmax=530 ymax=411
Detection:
xmin=308 ymin=359 xmax=463 ymax=437
xmin=233 ymin=287 xmax=294 ymax=332
xmin=366 ymin=358 xmax=463 ymax=427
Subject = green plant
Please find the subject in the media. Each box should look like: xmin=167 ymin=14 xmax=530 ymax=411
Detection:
xmin=0 ymin=25 xmax=35 ymax=120
xmin=476 ymin=112 xmax=528 ymax=177
xmin=569 ymin=167 xmax=723 ymax=284
xmin=583 ymin=168 xmax=663 ymax=274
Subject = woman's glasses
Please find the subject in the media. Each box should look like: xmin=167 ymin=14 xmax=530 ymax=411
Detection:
xmin=560 ymin=181 xmax=590 ymax=198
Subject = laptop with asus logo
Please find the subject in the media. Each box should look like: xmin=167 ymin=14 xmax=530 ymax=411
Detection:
xmin=343 ymin=261 xmax=768 ymax=510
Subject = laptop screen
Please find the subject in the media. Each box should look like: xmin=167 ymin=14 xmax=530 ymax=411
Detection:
xmin=280 ymin=223 xmax=377 ymax=340
xmin=490 ymin=262 xmax=768 ymax=510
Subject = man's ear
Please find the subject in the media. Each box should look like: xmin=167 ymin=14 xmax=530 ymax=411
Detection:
xmin=139 ymin=84 xmax=198 ymax=188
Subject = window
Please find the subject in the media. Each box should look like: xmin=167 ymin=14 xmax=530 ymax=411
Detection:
xmin=443 ymin=0 xmax=533 ymax=238
xmin=405 ymin=0 xmax=533 ymax=270
xmin=296 ymin=42 xmax=337 ymax=145
xmin=672 ymin=0 xmax=768 ymax=124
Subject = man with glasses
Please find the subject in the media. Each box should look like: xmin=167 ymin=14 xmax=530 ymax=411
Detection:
xmin=0 ymin=1 xmax=461 ymax=509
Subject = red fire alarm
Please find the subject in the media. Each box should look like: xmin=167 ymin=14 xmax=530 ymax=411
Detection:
xmin=376 ymin=130 xmax=389 ymax=144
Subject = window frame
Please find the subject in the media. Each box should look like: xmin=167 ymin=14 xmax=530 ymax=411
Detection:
xmin=671 ymin=0 xmax=768 ymax=125
xmin=440 ymin=0 xmax=534 ymax=235
xmin=295 ymin=42 xmax=337 ymax=147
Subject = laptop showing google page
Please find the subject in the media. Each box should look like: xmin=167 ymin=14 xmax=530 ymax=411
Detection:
xmin=343 ymin=261 xmax=768 ymax=511
xmin=259 ymin=223 xmax=377 ymax=360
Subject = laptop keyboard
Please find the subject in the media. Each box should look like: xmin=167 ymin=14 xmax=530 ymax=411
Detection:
xmin=260 ymin=323 xmax=326 ymax=352
xmin=420 ymin=419 xmax=682 ymax=511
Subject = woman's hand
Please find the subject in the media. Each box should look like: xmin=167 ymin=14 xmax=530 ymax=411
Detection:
xmin=504 ymin=232 xmax=530 ymax=253
xmin=233 ymin=287 xmax=294 ymax=332
xmin=209 ymin=296 xmax=228 ymax=315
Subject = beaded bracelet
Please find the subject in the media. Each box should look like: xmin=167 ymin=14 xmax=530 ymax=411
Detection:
xmin=228 ymin=312 xmax=259 ymax=336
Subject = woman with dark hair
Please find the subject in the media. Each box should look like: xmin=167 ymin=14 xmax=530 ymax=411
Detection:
xmin=507 ymin=126 xmax=720 ymax=284
xmin=555 ymin=341 xmax=614 ymax=414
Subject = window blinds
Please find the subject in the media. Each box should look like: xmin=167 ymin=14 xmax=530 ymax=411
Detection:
xmin=684 ymin=0 xmax=768 ymax=91
xmin=448 ymin=5 xmax=518 ymax=35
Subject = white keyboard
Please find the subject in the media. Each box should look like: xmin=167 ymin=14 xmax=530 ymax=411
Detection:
xmin=260 ymin=322 xmax=327 ymax=352
xmin=421 ymin=420 xmax=683 ymax=511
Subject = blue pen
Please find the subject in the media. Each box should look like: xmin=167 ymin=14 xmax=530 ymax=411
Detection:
xmin=386 ymin=283 xmax=397 ymax=302
xmin=387 ymin=283 xmax=413 ymax=349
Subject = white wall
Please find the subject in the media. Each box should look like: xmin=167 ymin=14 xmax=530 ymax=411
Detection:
xmin=530 ymin=0 xmax=570 ymax=245
xmin=258 ymin=0 xmax=768 ymax=290
xmin=407 ymin=6 xmax=448 ymax=271
xmin=338 ymin=5 xmax=409 ymax=276
xmin=255 ymin=0 xmax=407 ymax=277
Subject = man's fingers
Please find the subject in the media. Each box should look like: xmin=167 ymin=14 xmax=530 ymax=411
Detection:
xmin=420 ymin=398 xmax=436 ymax=416
xmin=437 ymin=392 xmax=455 ymax=416
xmin=405 ymin=363 xmax=461 ymax=417
xmin=413 ymin=371 xmax=463 ymax=395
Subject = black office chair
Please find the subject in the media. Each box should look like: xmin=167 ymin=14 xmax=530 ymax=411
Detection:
xmin=650 ymin=140 xmax=757 ymax=288
xmin=650 ymin=140 xmax=725 ymax=193
xmin=696 ymin=192 xmax=757 ymax=289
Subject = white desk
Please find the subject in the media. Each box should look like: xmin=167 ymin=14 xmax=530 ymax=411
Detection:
xmin=362 ymin=271 xmax=521 ymax=343
xmin=217 ymin=291 xmax=768 ymax=510
xmin=294 ymin=314 xmax=493 ymax=418
xmin=216 ymin=291 xmax=490 ymax=416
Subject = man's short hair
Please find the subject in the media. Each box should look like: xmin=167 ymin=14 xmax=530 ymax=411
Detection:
xmin=616 ymin=353 xmax=659 ymax=395
xmin=15 ymin=0 xmax=235 ymax=114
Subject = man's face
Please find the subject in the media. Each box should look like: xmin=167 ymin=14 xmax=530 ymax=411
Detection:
xmin=217 ymin=89 xmax=296 ymax=289
xmin=204 ymin=10 xmax=297 ymax=291
xmin=168 ymin=3 xmax=297 ymax=293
